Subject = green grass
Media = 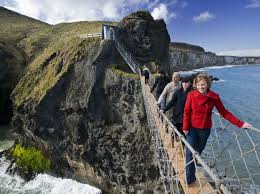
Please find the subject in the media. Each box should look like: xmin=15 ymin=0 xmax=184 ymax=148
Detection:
xmin=11 ymin=143 xmax=51 ymax=173
xmin=169 ymin=42 xmax=204 ymax=53
xmin=112 ymin=66 xmax=139 ymax=79
xmin=0 ymin=6 xmax=49 ymax=44
xmin=18 ymin=21 xmax=116 ymax=61
xmin=13 ymin=37 xmax=102 ymax=107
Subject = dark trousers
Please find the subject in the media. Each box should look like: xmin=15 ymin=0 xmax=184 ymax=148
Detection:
xmin=175 ymin=123 xmax=185 ymax=136
xmin=185 ymin=128 xmax=211 ymax=184
xmin=145 ymin=76 xmax=149 ymax=84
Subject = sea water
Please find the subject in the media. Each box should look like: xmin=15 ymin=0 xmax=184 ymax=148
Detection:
xmin=0 ymin=126 xmax=101 ymax=194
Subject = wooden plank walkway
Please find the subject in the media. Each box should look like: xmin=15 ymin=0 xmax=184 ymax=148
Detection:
xmin=142 ymin=77 xmax=217 ymax=194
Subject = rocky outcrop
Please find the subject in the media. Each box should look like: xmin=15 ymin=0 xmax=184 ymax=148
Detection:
xmin=117 ymin=11 xmax=170 ymax=66
xmin=11 ymin=38 xmax=162 ymax=193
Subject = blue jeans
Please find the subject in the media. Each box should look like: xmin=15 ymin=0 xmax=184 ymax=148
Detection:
xmin=185 ymin=128 xmax=211 ymax=184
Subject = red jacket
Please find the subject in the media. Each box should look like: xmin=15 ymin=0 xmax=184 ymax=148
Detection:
xmin=183 ymin=89 xmax=244 ymax=131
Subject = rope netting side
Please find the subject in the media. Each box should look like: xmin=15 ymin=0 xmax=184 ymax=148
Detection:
xmin=140 ymin=75 xmax=183 ymax=194
xmin=203 ymin=112 xmax=260 ymax=193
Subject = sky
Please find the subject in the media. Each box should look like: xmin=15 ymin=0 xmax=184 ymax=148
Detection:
xmin=1 ymin=0 xmax=260 ymax=56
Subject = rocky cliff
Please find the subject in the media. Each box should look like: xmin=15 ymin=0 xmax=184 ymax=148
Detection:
xmin=168 ymin=48 xmax=260 ymax=74
xmin=117 ymin=11 xmax=170 ymax=66
xmin=12 ymin=39 xmax=161 ymax=193
xmin=8 ymin=10 xmax=165 ymax=194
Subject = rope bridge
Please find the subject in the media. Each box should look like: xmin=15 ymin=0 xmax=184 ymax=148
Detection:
xmin=101 ymin=26 xmax=260 ymax=193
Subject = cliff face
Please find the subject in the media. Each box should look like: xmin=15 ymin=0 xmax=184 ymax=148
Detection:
xmin=168 ymin=50 xmax=223 ymax=72
xmin=168 ymin=49 xmax=260 ymax=74
xmin=223 ymin=56 xmax=260 ymax=65
xmin=9 ymin=10 xmax=164 ymax=192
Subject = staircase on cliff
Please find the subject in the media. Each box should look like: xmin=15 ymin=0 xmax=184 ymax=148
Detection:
xmin=99 ymin=24 xmax=260 ymax=194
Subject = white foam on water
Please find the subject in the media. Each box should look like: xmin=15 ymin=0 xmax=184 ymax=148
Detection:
xmin=179 ymin=65 xmax=243 ymax=75
xmin=0 ymin=140 xmax=14 ymax=152
xmin=21 ymin=174 xmax=101 ymax=194
xmin=194 ymin=64 xmax=247 ymax=71
xmin=178 ymin=70 xmax=197 ymax=75
xmin=0 ymin=157 xmax=101 ymax=194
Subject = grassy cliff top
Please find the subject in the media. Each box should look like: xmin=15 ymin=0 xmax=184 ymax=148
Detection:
xmin=0 ymin=6 xmax=116 ymax=107
xmin=0 ymin=6 xmax=49 ymax=44
xmin=169 ymin=42 xmax=205 ymax=53
xmin=11 ymin=19 xmax=114 ymax=107
xmin=12 ymin=37 xmax=102 ymax=107
xmin=0 ymin=6 xmax=115 ymax=61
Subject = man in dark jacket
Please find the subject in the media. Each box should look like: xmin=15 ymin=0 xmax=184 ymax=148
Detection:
xmin=162 ymin=76 xmax=193 ymax=135
xmin=150 ymin=69 xmax=170 ymax=99
xmin=142 ymin=66 xmax=150 ymax=84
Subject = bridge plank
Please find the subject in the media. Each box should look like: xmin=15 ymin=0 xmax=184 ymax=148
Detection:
xmin=161 ymin=129 xmax=217 ymax=194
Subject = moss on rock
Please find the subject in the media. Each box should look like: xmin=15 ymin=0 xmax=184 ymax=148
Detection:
xmin=11 ymin=143 xmax=51 ymax=173
xmin=112 ymin=66 xmax=139 ymax=79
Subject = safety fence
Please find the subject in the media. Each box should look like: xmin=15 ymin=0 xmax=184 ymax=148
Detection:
xmin=77 ymin=32 xmax=102 ymax=39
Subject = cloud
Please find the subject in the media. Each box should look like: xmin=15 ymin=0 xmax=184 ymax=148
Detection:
xmin=167 ymin=0 xmax=178 ymax=6
xmin=151 ymin=3 xmax=177 ymax=22
xmin=193 ymin=11 xmax=215 ymax=23
xmin=3 ymin=0 xmax=149 ymax=24
xmin=245 ymin=0 xmax=260 ymax=8
xmin=217 ymin=49 xmax=260 ymax=57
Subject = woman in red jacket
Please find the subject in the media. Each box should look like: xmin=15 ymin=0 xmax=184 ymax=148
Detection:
xmin=183 ymin=73 xmax=252 ymax=185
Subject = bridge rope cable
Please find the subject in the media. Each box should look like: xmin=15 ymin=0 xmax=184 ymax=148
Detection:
xmin=111 ymin=32 xmax=260 ymax=193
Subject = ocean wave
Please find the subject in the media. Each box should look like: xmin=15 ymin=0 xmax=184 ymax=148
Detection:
xmin=0 ymin=157 xmax=101 ymax=194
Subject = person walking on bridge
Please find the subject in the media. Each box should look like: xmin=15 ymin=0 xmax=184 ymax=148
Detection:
xmin=157 ymin=72 xmax=180 ymax=109
xmin=142 ymin=66 xmax=150 ymax=84
xmin=150 ymin=69 xmax=170 ymax=99
xmin=183 ymin=73 xmax=253 ymax=185
xmin=162 ymin=76 xmax=193 ymax=135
